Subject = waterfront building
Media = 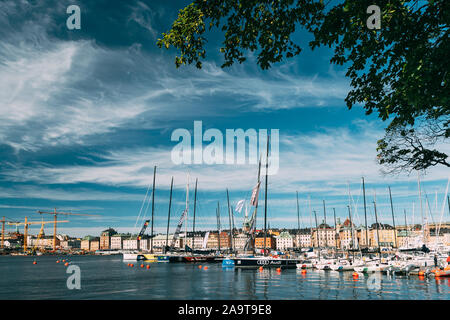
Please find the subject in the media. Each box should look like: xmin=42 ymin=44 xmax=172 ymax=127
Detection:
xmin=139 ymin=237 xmax=149 ymax=251
xmin=81 ymin=236 xmax=100 ymax=251
xmin=60 ymin=239 xmax=81 ymax=250
xmin=275 ymin=231 xmax=293 ymax=251
xmin=122 ymin=237 xmax=138 ymax=250
xmin=369 ymin=224 xmax=396 ymax=247
xmin=100 ymin=228 xmax=117 ymax=250
xmin=206 ymin=232 xmax=219 ymax=249
xmin=3 ymin=239 xmax=21 ymax=248
xmin=110 ymin=234 xmax=124 ymax=250
xmin=185 ymin=233 xmax=205 ymax=249
xmin=28 ymin=235 xmax=60 ymax=249
xmin=254 ymin=235 xmax=275 ymax=250
xmin=220 ymin=231 xmax=231 ymax=249
xmin=312 ymin=222 xmax=336 ymax=247
xmin=293 ymin=229 xmax=312 ymax=248
xmin=356 ymin=227 xmax=370 ymax=247
xmin=234 ymin=233 xmax=248 ymax=250
xmin=151 ymin=234 xmax=183 ymax=250
xmin=90 ymin=240 xmax=100 ymax=251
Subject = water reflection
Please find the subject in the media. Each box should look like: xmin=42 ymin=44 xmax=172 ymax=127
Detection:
xmin=0 ymin=256 xmax=448 ymax=300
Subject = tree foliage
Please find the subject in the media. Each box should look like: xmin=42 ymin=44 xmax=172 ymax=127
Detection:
xmin=157 ymin=0 xmax=449 ymax=173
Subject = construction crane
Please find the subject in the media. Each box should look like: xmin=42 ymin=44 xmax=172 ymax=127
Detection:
xmin=31 ymin=219 xmax=68 ymax=253
xmin=37 ymin=208 xmax=99 ymax=251
xmin=137 ymin=220 xmax=150 ymax=241
xmin=7 ymin=217 xmax=69 ymax=252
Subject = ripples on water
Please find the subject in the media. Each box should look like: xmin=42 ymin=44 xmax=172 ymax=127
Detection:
xmin=0 ymin=255 xmax=448 ymax=300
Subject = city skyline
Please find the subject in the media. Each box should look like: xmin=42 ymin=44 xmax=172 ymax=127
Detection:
xmin=0 ymin=0 xmax=448 ymax=238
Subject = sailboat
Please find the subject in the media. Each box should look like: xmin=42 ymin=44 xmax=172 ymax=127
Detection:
xmin=231 ymin=135 xmax=300 ymax=269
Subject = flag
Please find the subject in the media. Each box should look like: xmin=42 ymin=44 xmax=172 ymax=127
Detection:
xmin=250 ymin=182 xmax=261 ymax=206
xmin=235 ymin=199 xmax=245 ymax=213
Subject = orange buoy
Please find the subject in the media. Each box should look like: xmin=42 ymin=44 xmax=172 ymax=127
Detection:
xmin=56 ymin=260 xmax=60 ymax=263
xmin=140 ymin=264 xmax=144 ymax=268
xmin=146 ymin=265 xmax=150 ymax=269
xmin=276 ymin=268 xmax=281 ymax=272
xmin=62 ymin=259 xmax=66 ymax=262
xmin=418 ymin=271 xmax=425 ymax=276
xmin=259 ymin=266 xmax=263 ymax=271
xmin=198 ymin=265 xmax=202 ymax=269
xmin=64 ymin=262 xmax=69 ymax=267
xmin=301 ymin=269 xmax=307 ymax=274
xmin=33 ymin=261 xmax=37 ymax=265
xmin=203 ymin=266 xmax=208 ymax=270
xmin=352 ymin=272 xmax=359 ymax=279
xmin=130 ymin=264 xmax=134 ymax=267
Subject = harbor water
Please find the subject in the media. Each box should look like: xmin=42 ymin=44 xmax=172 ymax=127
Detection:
xmin=0 ymin=255 xmax=448 ymax=300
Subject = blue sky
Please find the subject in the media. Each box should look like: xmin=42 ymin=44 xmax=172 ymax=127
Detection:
xmin=0 ymin=0 xmax=449 ymax=238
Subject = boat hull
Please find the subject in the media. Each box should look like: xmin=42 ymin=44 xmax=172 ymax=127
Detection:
xmin=233 ymin=257 xmax=299 ymax=269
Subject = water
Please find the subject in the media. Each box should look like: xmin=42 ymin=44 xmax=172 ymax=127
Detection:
xmin=0 ymin=255 xmax=449 ymax=300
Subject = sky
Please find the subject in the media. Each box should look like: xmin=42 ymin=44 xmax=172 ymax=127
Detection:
xmin=0 ymin=0 xmax=449 ymax=238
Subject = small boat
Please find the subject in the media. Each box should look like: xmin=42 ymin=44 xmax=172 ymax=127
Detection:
xmin=354 ymin=262 xmax=389 ymax=273
xmin=122 ymin=253 xmax=145 ymax=261
xmin=329 ymin=259 xmax=364 ymax=271
xmin=142 ymin=254 xmax=170 ymax=262
xmin=296 ymin=260 xmax=315 ymax=269
xmin=314 ymin=259 xmax=336 ymax=270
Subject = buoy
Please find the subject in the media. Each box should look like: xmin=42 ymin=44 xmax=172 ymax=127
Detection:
xmin=418 ymin=271 xmax=425 ymax=276
xmin=301 ymin=269 xmax=307 ymax=274
xmin=259 ymin=266 xmax=263 ymax=271
xmin=352 ymin=272 xmax=359 ymax=279
xmin=203 ymin=266 xmax=208 ymax=270
xmin=33 ymin=261 xmax=37 ymax=265
xmin=62 ymin=259 xmax=66 ymax=262
xmin=140 ymin=264 xmax=144 ymax=268
xmin=130 ymin=264 xmax=134 ymax=267
xmin=276 ymin=268 xmax=281 ymax=272
xmin=64 ymin=262 xmax=69 ymax=267
xmin=198 ymin=265 xmax=202 ymax=269
xmin=146 ymin=265 xmax=150 ymax=269
xmin=56 ymin=260 xmax=60 ymax=263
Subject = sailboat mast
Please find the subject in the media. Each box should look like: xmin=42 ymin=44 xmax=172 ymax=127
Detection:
xmin=313 ymin=209 xmax=320 ymax=260
xmin=216 ymin=202 xmax=221 ymax=252
xmin=404 ymin=209 xmax=408 ymax=248
xmin=323 ymin=200 xmax=327 ymax=248
xmin=226 ymin=188 xmax=233 ymax=252
xmin=296 ymin=191 xmax=300 ymax=233
xmin=373 ymin=199 xmax=381 ymax=262
xmin=417 ymin=172 xmax=425 ymax=245
xmin=333 ymin=208 xmax=338 ymax=250
xmin=192 ymin=178 xmax=198 ymax=250
xmin=263 ymin=134 xmax=269 ymax=257
xmin=185 ymin=174 xmax=189 ymax=251
xmin=165 ymin=177 xmax=173 ymax=253
xmin=362 ymin=177 xmax=368 ymax=248
xmin=448 ymin=195 xmax=450 ymax=216
xmin=388 ymin=186 xmax=397 ymax=248
xmin=150 ymin=165 xmax=156 ymax=254
xmin=347 ymin=205 xmax=353 ymax=249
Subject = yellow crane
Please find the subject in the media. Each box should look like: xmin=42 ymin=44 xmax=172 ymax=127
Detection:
xmin=32 ymin=219 xmax=68 ymax=253
xmin=7 ymin=217 xmax=69 ymax=252
xmin=37 ymin=208 xmax=99 ymax=251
